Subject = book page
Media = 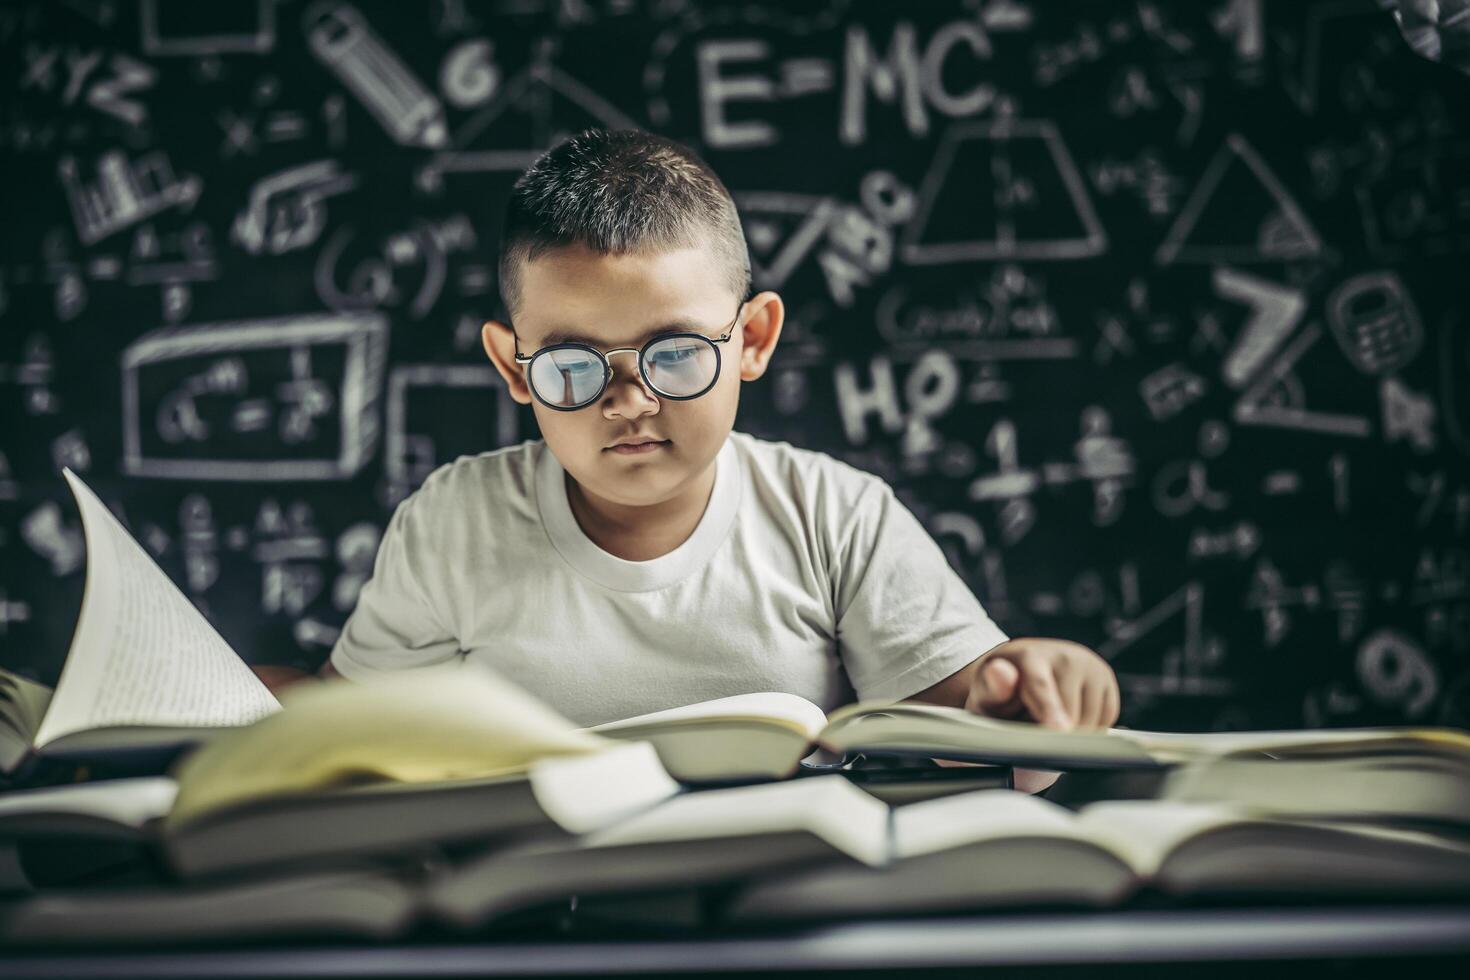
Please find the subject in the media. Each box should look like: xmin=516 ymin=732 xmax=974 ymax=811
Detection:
xmin=428 ymin=776 xmax=891 ymax=930
xmin=1123 ymin=726 xmax=1470 ymax=762
xmin=32 ymin=471 xmax=280 ymax=749
xmin=0 ymin=775 xmax=178 ymax=830
xmin=0 ymin=668 xmax=54 ymax=738
xmin=166 ymin=664 xmax=614 ymax=825
xmin=822 ymin=701 xmax=1157 ymax=766
xmin=528 ymin=741 xmax=681 ymax=834
xmin=588 ymin=692 xmax=829 ymax=739
xmin=823 ymin=701 xmax=1470 ymax=768
xmin=1074 ymin=800 xmax=1256 ymax=876
xmin=892 ymin=789 xmax=1086 ymax=859
xmin=1160 ymin=754 xmax=1470 ymax=824
xmin=581 ymin=774 xmax=890 ymax=867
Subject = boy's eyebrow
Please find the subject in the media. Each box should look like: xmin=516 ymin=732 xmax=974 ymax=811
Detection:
xmin=535 ymin=317 xmax=713 ymax=348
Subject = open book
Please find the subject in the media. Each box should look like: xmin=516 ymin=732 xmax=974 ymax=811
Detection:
xmin=0 ymin=774 xmax=180 ymax=893
xmin=156 ymin=666 xmax=681 ymax=880
xmin=723 ymin=790 xmax=1470 ymax=924
xmin=0 ymin=666 xmax=681 ymax=883
xmin=588 ymin=691 xmax=1470 ymax=783
xmin=424 ymin=773 xmax=890 ymax=930
xmin=0 ymin=470 xmax=280 ymax=782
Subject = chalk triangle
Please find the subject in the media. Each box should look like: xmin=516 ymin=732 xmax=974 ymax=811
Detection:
xmin=901 ymin=118 xmax=1106 ymax=263
xmin=1156 ymin=133 xmax=1322 ymax=265
xmin=735 ymin=193 xmax=836 ymax=290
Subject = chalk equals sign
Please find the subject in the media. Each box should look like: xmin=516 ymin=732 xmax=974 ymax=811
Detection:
xmin=252 ymin=534 xmax=329 ymax=564
xmin=86 ymin=256 xmax=124 ymax=280
xmin=232 ymin=399 xmax=273 ymax=433
xmin=265 ymin=112 xmax=308 ymax=142
xmin=778 ymin=59 xmax=833 ymax=96
xmin=970 ymin=469 xmax=1039 ymax=500
xmin=458 ymin=265 xmax=492 ymax=296
xmin=1262 ymin=470 xmax=1300 ymax=495
xmin=1042 ymin=463 xmax=1076 ymax=486
xmin=0 ymin=592 xmax=29 ymax=634
xmin=1030 ymin=593 xmax=1065 ymax=615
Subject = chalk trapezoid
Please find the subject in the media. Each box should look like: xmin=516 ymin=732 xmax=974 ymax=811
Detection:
xmin=901 ymin=118 xmax=1107 ymax=264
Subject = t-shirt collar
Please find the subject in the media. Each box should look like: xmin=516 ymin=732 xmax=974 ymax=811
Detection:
xmin=535 ymin=435 xmax=742 ymax=592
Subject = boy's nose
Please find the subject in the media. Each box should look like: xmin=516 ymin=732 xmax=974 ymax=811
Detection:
xmin=602 ymin=350 xmax=659 ymax=416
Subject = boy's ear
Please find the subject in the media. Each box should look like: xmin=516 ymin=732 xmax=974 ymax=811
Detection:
xmin=482 ymin=320 xmax=534 ymax=405
xmin=738 ymin=290 xmax=784 ymax=382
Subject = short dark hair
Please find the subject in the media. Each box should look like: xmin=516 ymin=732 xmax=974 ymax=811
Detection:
xmin=497 ymin=128 xmax=751 ymax=320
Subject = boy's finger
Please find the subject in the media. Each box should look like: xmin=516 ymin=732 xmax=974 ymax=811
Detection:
xmin=1058 ymin=667 xmax=1085 ymax=727
xmin=1102 ymin=681 xmax=1121 ymax=727
xmin=1018 ymin=666 xmax=1073 ymax=730
xmin=978 ymin=657 xmax=1019 ymax=701
xmin=1078 ymin=677 xmax=1105 ymax=729
xmin=966 ymin=657 xmax=1023 ymax=716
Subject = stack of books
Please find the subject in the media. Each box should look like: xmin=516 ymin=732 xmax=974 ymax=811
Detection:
xmin=0 ymin=471 xmax=1467 ymax=946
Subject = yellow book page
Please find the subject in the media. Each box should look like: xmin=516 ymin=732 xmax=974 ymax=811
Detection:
xmin=588 ymin=692 xmax=828 ymax=740
xmin=166 ymin=665 xmax=612 ymax=827
xmin=1123 ymin=726 xmax=1470 ymax=763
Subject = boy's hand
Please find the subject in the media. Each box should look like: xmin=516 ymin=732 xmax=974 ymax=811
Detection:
xmin=964 ymin=638 xmax=1119 ymax=730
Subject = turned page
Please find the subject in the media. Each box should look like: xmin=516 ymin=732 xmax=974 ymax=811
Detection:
xmin=589 ymin=692 xmax=830 ymax=736
xmin=32 ymin=471 xmax=280 ymax=749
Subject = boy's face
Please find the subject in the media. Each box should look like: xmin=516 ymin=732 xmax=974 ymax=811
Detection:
xmin=483 ymin=239 xmax=782 ymax=512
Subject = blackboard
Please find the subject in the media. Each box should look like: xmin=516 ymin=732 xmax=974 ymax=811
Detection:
xmin=2 ymin=0 xmax=1468 ymax=733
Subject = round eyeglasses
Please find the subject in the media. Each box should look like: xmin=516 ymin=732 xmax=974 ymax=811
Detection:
xmin=512 ymin=304 xmax=744 ymax=412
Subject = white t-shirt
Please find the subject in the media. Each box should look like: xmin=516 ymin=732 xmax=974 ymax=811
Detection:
xmin=330 ymin=430 xmax=1009 ymax=726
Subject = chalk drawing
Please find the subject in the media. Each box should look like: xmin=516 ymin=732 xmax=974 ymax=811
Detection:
xmin=121 ymin=313 xmax=387 ymax=480
xmin=1155 ymin=133 xmax=1322 ymax=265
xmin=901 ymin=118 xmax=1107 ymax=263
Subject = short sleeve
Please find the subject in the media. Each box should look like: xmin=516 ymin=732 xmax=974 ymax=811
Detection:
xmin=329 ymin=492 xmax=463 ymax=680
xmin=834 ymin=482 xmax=1009 ymax=701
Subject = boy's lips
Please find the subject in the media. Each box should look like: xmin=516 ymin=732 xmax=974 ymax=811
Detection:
xmin=606 ymin=438 xmax=670 ymax=454
xmin=606 ymin=435 xmax=668 ymax=449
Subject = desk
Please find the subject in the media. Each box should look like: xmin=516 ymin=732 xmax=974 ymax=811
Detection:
xmin=2 ymin=905 xmax=1469 ymax=979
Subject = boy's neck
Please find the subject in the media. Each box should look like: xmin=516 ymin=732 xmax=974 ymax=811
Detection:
xmin=564 ymin=460 xmax=718 ymax=562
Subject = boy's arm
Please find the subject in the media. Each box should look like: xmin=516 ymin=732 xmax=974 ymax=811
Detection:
xmin=247 ymin=657 xmax=343 ymax=696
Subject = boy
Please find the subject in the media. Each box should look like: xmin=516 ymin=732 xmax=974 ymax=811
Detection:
xmin=259 ymin=129 xmax=1119 ymax=789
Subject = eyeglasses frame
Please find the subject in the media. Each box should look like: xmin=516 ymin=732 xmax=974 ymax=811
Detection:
xmin=511 ymin=301 xmax=746 ymax=412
